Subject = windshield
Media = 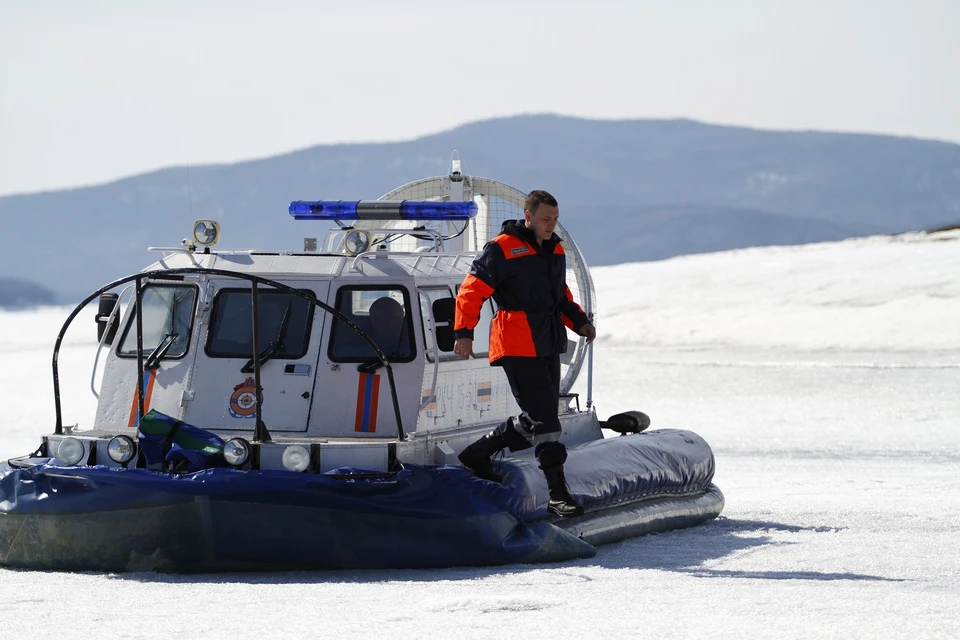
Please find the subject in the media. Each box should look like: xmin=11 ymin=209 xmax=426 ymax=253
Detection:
xmin=206 ymin=289 xmax=315 ymax=359
xmin=118 ymin=285 xmax=197 ymax=359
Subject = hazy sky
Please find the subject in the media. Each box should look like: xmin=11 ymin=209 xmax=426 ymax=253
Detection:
xmin=1 ymin=0 xmax=957 ymax=196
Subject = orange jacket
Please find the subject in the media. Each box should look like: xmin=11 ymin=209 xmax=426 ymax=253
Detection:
xmin=454 ymin=221 xmax=590 ymax=363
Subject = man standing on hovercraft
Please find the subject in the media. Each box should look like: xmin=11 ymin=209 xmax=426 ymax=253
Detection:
xmin=453 ymin=190 xmax=596 ymax=517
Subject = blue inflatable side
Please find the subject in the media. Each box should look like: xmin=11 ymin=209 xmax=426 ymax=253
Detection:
xmin=484 ymin=428 xmax=719 ymax=520
xmin=0 ymin=429 xmax=722 ymax=572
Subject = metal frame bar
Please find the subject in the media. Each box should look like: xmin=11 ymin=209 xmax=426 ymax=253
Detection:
xmin=52 ymin=268 xmax=406 ymax=442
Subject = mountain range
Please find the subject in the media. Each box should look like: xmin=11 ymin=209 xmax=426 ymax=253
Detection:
xmin=1 ymin=114 xmax=958 ymax=302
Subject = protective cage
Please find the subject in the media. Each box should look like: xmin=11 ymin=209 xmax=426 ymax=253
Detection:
xmin=364 ymin=174 xmax=596 ymax=395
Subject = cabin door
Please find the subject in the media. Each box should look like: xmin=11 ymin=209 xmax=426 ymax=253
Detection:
xmin=308 ymin=284 xmax=423 ymax=438
xmin=181 ymin=280 xmax=330 ymax=433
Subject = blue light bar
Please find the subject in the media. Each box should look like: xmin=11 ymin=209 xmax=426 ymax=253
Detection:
xmin=289 ymin=200 xmax=478 ymax=221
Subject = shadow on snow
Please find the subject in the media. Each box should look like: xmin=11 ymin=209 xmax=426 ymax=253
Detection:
xmin=74 ymin=515 xmax=902 ymax=585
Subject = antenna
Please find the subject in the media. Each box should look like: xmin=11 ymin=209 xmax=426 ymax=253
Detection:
xmin=185 ymin=161 xmax=195 ymax=219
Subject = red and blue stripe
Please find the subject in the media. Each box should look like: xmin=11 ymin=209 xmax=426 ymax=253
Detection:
xmin=127 ymin=369 xmax=157 ymax=427
xmin=354 ymin=372 xmax=381 ymax=433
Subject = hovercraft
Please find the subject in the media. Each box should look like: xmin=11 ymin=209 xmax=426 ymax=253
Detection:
xmin=0 ymin=158 xmax=723 ymax=572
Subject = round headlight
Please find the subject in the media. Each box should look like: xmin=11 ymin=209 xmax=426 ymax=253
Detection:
xmin=55 ymin=437 xmax=85 ymax=466
xmin=223 ymin=438 xmax=250 ymax=466
xmin=282 ymin=445 xmax=311 ymax=473
xmin=107 ymin=435 xmax=136 ymax=464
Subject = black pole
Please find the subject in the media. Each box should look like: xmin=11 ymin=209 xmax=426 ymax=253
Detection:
xmin=251 ymin=281 xmax=270 ymax=443
xmin=135 ymin=276 xmax=145 ymax=425
xmin=52 ymin=333 xmax=63 ymax=435
xmin=384 ymin=364 xmax=405 ymax=440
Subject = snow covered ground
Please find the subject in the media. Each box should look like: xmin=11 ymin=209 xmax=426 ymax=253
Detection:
xmin=1 ymin=230 xmax=958 ymax=639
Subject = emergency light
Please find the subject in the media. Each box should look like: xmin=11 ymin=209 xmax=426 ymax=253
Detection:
xmin=289 ymin=200 xmax=478 ymax=221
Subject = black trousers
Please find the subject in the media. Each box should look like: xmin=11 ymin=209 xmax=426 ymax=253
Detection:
xmin=492 ymin=354 xmax=567 ymax=469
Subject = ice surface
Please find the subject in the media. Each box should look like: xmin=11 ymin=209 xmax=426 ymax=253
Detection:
xmin=1 ymin=230 xmax=958 ymax=639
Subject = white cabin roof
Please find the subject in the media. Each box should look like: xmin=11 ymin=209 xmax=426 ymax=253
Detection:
xmin=145 ymin=249 xmax=478 ymax=281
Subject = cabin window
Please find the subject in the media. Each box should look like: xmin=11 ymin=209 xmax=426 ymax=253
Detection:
xmin=205 ymin=289 xmax=316 ymax=359
xmin=450 ymin=284 xmax=495 ymax=359
xmin=422 ymin=286 xmax=494 ymax=361
xmin=418 ymin=286 xmax=451 ymax=361
xmin=328 ymin=286 xmax=416 ymax=363
xmin=117 ymin=285 xmax=198 ymax=359
xmin=472 ymin=298 xmax=495 ymax=357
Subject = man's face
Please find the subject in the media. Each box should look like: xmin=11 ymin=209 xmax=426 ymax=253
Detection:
xmin=525 ymin=204 xmax=559 ymax=242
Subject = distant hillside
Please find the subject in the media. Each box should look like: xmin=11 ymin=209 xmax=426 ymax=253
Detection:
xmin=0 ymin=277 xmax=56 ymax=308
xmin=1 ymin=115 xmax=958 ymax=297
xmin=560 ymin=203 xmax=868 ymax=265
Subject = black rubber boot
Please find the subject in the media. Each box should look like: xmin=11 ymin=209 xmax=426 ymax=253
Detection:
xmin=458 ymin=432 xmax=506 ymax=483
xmin=543 ymin=465 xmax=584 ymax=517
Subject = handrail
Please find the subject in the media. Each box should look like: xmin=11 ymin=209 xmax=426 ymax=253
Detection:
xmin=147 ymin=247 xmax=193 ymax=254
xmin=349 ymin=250 xmax=480 ymax=273
xmin=52 ymin=268 xmax=406 ymax=444
xmin=586 ymin=341 xmax=594 ymax=410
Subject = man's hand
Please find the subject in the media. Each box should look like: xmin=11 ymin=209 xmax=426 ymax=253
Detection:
xmin=454 ymin=337 xmax=475 ymax=359
xmin=578 ymin=323 xmax=597 ymax=344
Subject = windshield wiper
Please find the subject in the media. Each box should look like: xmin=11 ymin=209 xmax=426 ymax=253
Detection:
xmin=241 ymin=302 xmax=292 ymax=373
xmin=144 ymin=333 xmax=178 ymax=370
xmin=144 ymin=294 xmax=183 ymax=370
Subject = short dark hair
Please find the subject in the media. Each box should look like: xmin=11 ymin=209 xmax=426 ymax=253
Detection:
xmin=524 ymin=190 xmax=558 ymax=214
